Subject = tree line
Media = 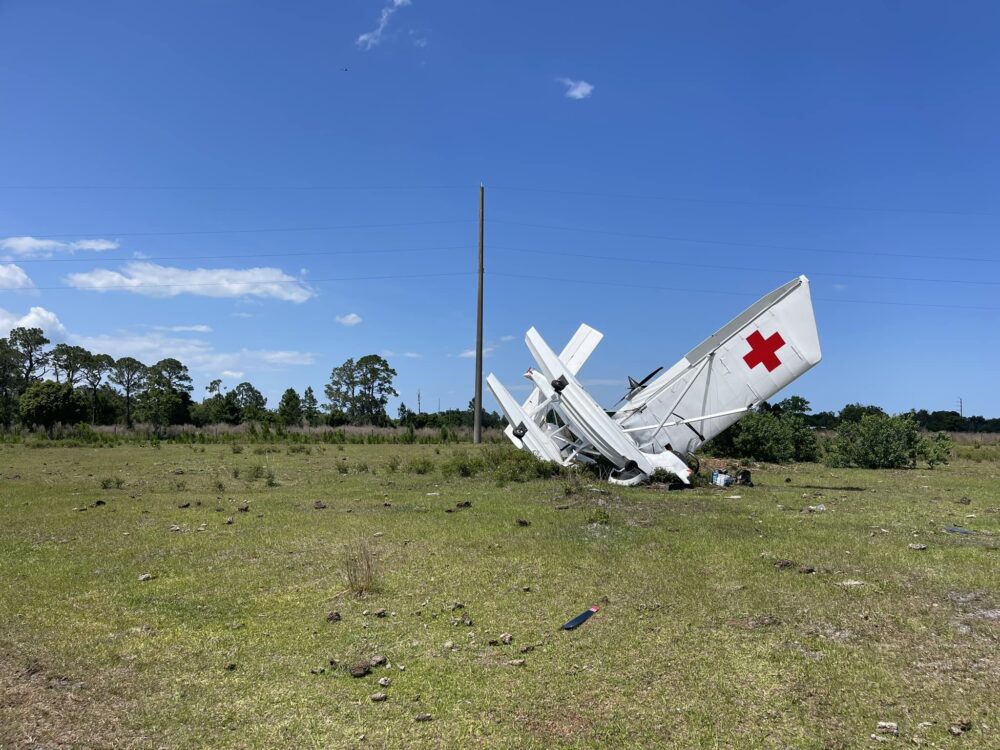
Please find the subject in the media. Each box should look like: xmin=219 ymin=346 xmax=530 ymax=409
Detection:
xmin=0 ymin=327 xmax=501 ymax=433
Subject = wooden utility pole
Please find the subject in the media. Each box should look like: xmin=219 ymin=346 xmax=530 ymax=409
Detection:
xmin=473 ymin=183 xmax=485 ymax=443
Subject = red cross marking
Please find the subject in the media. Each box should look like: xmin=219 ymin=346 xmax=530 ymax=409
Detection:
xmin=743 ymin=330 xmax=786 ymax=372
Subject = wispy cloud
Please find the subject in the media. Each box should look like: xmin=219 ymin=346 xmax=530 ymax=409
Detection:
xmin=500 ymin=334 xmax=516 ymax=342
xmin=557 ymin=77 xmax=594 ymax=100
xmin=153 ymin=324 xmax=213 ymax=333
xmin=459 ymin=345 xmax=495 ymax=358
xmin=64 ymin=262 xmax=314 ymax=302
xmin=0 ymin=263 xmax=35 ymax=291
xmin=383 ymin=349 xmax=422 ymax=359
xmin=0 ymin=236 xmax=119 ymax=259
xmin=221 ymin=370 xmax=244 ymax=379
xmin=336 ymin=312 xmax=363 ymax=327
xmin=357 ymin=0 xmax=411 ymax=50
xmin=0 ymin=305 xmax=67 ymax=339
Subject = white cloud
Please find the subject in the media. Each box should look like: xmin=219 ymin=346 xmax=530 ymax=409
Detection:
xmin=64 ymin=262 xmax=314 ymax=302
xmin=357 ymin=0 xmax=411 ymax=50
xmin=153 ymin=324 xmax=213 ymax=333
xmin=221 ymin=370 xmax=244 ymax=379
xmin=336 ymin=312 xmax=363 ymax=327
xmin=557 ymin=77 xmax=594 ymax=100
xmin=459 ymin=345 xmax=495 ymax=358
xmin=232 ymin=312 xmax=255 ymax=318
xmin=500 ymin=334 xmax=516 ymax=342
xmin=0 ymin=236 xmax=118 ymax=259
xmin=383 ymin=349 xmax=422 ymax=359
xmin=0 ymin=305 xmax=67 ymax=339
xmin=0 ymin=264 xmax=35 ymax=291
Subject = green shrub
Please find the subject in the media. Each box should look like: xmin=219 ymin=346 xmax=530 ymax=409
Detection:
xmin=825 ymin=413 xmax=922 ymax=469
xmin=407 ymin=457 xmax=435 ymax=475
xmin=440 ymin=450 xmax=484 ymax=478
xmin=706 ymin=411 xmax=817 ymax=463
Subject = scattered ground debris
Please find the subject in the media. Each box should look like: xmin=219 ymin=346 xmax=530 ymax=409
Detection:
xmin=225 ymin=516 xmax=234 ymax=525
xmin=839 ymin=580 xmax=866 ymax=588
xmin=798 ymin=565 xmax=815 ymax=574
xmin=944 ymin=526 xmax=976 ymax=535
xmin=735 ymin=469 xmax=753 ymax=486
xmin=350 ymin=661 xmax=370 ymax=678
xmin=224 ymin=662 xmax=237 ymax=671
xmin=369 ymin=691 xmax=387 ymax=702
xmin=378 ymin=676 xmax=391 ymax=687
xmin=774 ymin=559 xmax=795 ymax=570
xmin=138 ymin=573 xmax=154 ymax=582
xmin=177 ymin=502 xmax=190 ymax=508
xmin=456 ymin=500 xmax=471 ymax=508
xmin=516 ymin=518 xmax=531 ymax=527
xmin=415 ymin=713 xmax=433 ymax=722
xmin=313 ymin=500 xmax=327 ymax=509
xmin=370 ymin=654 xmax=387 ymax=667
xmin=876 ymin=721 xmax=898 ymax=735
xmin=562 ymin=606 xmax=599 ymax=630
xmin=310 ymin=666 xmax=325 ymax=675
xmin=237 ymin=502 xmax=249 ymax=512
xmin=955 ymin=496 xmax=972 ymax=505
xmin=908 ymin=543 xmax=928 ymax=551
xmin=374 ymin=608 xmax=387 ymax=618
xmin=508 ymin=659 xmax=526 ymax=667
xmin=92 ymin=499 xmax=106 ymax=507
xmin=804 ymin=504 xmax=826 ymax=512
xmin=949 ymin=719 xmax=972 ymax=736
xmin=326 ymin=611 xmax=341 ymax=623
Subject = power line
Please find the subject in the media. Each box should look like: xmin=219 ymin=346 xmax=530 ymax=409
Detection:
xmin=487 ymin=270 xmax=1000 ymax=312
xmin=490 ymin=185 xmax=1000 ymax=219
xmin=490 ymin=219 xmax=1000 ymax=265
xmin=5 ymin=219 xmax=470 ymax=240
xmin=490 ymin=245 xmax=1000 ymax=287
xmin=0 ymin=270 xmax=475 ymax=293
xmin=0 ymin=184 xmax=471 ymax=192
xmin=4 ymin=244 xmax=469 ymax=265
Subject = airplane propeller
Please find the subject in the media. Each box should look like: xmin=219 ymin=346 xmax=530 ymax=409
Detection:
xmin=613 ymin=366 xmax=663 ymax=406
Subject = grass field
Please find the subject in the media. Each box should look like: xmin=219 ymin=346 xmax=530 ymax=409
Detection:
xmin=1 ymin=443 xmax=997 ymax=749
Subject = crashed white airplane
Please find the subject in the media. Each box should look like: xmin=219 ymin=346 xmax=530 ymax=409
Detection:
xmin=487 ymin=275 xmax=821 ymax=486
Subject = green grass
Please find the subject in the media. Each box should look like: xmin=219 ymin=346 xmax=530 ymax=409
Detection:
xmin=0 ymin=443 xmax=997 ymax=749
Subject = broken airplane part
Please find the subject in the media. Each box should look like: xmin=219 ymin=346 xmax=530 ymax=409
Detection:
xmin=487 ymin=275 xmax=822 ymax=486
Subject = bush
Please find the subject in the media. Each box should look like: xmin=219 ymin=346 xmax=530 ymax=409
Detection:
xmin=407 ymin=457 xmax=435 ymax=475
xmin=440 ymin=450 xmax=483 ymax=478
xmin=825 ymin=413 xmax=922 ymax=469
xmin=706 ymin=411 xmax=817 ymax=463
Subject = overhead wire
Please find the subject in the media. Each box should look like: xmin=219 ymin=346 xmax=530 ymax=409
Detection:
xmin=487 ymin=271 xmax=1000 ymax=312
xmin=490 ymin=219 xmax=1000 ymax=265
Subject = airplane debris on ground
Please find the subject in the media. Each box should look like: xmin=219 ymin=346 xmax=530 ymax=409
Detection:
xmin=562 ymin=605 xmax=600 ymax=630
xmin=488 ymin=276 xmax=822 ymax=486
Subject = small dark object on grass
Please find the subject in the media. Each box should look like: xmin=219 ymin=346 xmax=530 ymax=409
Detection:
xmin=415 ymin=713 xmax=433 ymax=722
xmin=374 ymin=608 xmax=387 ymax=618
xmin=516 ymin=518 xmax=531 ymax=527
xmin=370 ymin=654 xmax=387 ymax=667
xmin=955 ymin=496 xmax=972 ymax=505
xmin=555 ymin=504 xmax=570 ymax=510
xmin=785 ymin=478 xmax=791 ymax=483
xmin=370 ymin=692 xmax=388 ymax=702
xmin=92 ymin=499 xmax=106 ymax=507
xmin=178 ymin=502 xmax=190 ymax=509
xmin=444 ymin=508 xmax=455 ymax=513
xmin=224 ymin=662 xmax=237 ymax=671
xmin=313 ymin=500 xmax=327 ymax=510
xmin=326 ymin=611 xmax=341 ymax=623
xmin=237 ymin=502 xmax=249 ymax=512
xmin=456 ymin=500 xmax=472 ymax=508
xmin=562 ymin=606 xmax=599 ymax=630
xmin=383 ymin=502 xmax=392 ymax=507
xmin=350 ymin=661 xmax=370 ymax=677
xmin=774 ymin=559 xmax=795 ymax=570
xmin=736 ymin=469 xmax=753 ymax=487
xmin=944 ymin=526 xmax=976 ymax=535
xmin=798 ymin=565 xmax=815 ymax=574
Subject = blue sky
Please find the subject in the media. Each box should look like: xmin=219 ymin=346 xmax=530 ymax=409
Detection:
xmin=2 ymin=1 xmax=999 ymax=416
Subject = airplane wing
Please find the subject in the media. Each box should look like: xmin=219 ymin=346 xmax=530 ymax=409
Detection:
xmin=522 ymin=324 xmax=603 ymax=418
xmin=614 ymin=275 xmax=821 ymax=455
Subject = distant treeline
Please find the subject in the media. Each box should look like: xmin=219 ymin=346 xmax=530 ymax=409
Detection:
xmin=0 ymin=327 xmax=502 ymax=434
xmin=802 ymin=402 xmax=1000 ymax=433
